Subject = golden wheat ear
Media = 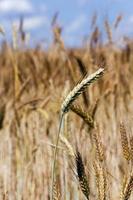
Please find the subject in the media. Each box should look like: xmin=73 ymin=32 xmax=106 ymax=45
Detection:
xmin=120 ymin=172 xmax=133 ymax=200
xmin=93 ymin=161 xmax=107 ymax=200
xmin=70 ymin=104 xmax=94 ymax=130
xmin=130 ymin=136 xmax=133 ymax=163
xmin=93 ymin=129 xmax=105 ymax=162
xmin=120 ymin=123 xmax=131 ymax=161
xmin=61 ymin=68 xmax=104 ymax=114
xmin=75 ymin=150 xmax=90 ymax=200
xmin=53 ymin=181 xmax=60 ymax=200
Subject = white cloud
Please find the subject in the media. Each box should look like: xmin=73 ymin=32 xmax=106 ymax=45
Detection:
xmin=65 ymin=14 xmax=87 ymax=34
xmin=0 ymin=0 xmax=33 ymax=13
xmin=14 ymin=16 xmax=49 ymax=30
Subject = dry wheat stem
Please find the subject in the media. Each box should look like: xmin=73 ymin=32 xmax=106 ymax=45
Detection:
xmin=51 ymin=114 xmax=64 ymax=200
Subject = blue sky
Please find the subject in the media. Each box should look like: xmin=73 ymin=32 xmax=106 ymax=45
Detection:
xmin=0 ymin=0 xmax=133 ymax=47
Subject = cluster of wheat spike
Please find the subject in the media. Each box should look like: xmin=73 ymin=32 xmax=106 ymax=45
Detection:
xmin=52 ymin=66 xmax=133 ymax=200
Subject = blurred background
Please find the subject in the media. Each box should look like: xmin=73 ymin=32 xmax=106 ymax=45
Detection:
xmin=0 ymin=1 xmax=133 ymax=200
xmin=0 ymin=0 xmax=133 ymax=47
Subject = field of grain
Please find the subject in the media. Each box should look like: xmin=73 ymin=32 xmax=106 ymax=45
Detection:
xmin=0 ymin=22 xmax=133 ymax=200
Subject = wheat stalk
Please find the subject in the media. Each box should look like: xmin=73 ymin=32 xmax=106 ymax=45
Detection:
xmin=51 ymin=68 xmax=104 ymax=200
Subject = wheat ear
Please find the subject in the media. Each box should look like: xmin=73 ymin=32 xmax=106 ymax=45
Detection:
xmin=93 ymin=130 xmax=104 ymax=162
xmin=120 ymin=123 xmax=131 ymax=161
xmin=70 ymin=104 xmax=94 ymax=129
xmin=53 ymin=182 xmax=60 ymax=200
xmin=94 ymin=161 xmax=107 ymax=200
xmin=61 ymin=68 xmax=104 ymax=114
xmin=75 ymin=150 xmax=90 ymax=200
xmin=51 ymin=68 xmax=104 ymax=200
xmin=120 ymin=172 xmax=133 ymax=200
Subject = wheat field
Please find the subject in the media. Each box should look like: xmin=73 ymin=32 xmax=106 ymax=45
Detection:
xmin=0 ymin=20 xmax=133 ymax=200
